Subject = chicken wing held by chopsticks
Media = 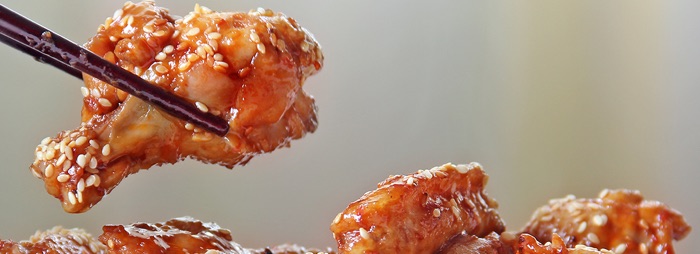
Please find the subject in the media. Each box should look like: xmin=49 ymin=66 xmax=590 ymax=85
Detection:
xmin=330 ymin=162 xmax=505 ymax=254
xmin=29 ymin=1 xmax=323 ymax=213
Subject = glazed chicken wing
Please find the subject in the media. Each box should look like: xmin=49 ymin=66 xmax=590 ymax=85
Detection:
xmin=100 ymin=217 xmax=332 ymax=254
xmin=0 ymin=226 xmax=106 ymax=254
xmin=521 ymin=189 xmax=691 ymax=254
xmin=330 ymin=162 xmax=505 ymax=254
xmin=29 ymin=1 xmax=323 ymax=213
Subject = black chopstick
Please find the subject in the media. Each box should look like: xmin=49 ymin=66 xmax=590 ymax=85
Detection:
xmin=0 ymin=4 xmax=229 ymax=136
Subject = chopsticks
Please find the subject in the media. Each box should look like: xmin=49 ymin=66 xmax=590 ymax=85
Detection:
xmin=0 ymin=4 xmax=229 ymax=136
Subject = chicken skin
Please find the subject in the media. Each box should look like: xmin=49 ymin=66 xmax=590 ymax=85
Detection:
xmin=330 ymin=162 xmax=505 ymax=254
xmin=29 ymin=1 xmax=323 ymax=213
xmin=0 ymin=226 xmax=106 ymax=254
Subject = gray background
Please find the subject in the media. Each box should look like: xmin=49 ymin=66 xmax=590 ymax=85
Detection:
xmin=0 ymin=1 xmax=696 ymax=253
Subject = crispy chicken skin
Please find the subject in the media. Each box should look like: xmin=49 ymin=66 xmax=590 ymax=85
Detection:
xmin=330 ymin=162 xmax=505 ymax=254
xmin=29 ymin=1 xmax=323 ymax=213
xmin=100 ymin=217 xmax=332 ymax=254
xmin=0 ymin=227 xmax=106 ymax=254
xmin=521 ymin=189 xmax=691 ymax=254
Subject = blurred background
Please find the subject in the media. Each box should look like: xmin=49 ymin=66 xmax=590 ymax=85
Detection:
xmin=0 ymin=0 xmax=696 ymax=252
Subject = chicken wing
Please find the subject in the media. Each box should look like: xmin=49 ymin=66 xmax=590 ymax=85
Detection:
xmin=100 ymin=217 xmax=332 ymax=254
xmin=330 ymin=162 xmax=505 ymax=254
xmin=29 ymin=1 xmax=323 ymax=213
xmin=0 ymin=226 xmax=106 ymax=254
xmin=521 ymin=189 xmax=691 ymax=254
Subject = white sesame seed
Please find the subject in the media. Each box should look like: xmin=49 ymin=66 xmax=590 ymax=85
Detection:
xmin=333 ymin=213 xmax=342 ymax=224
xmin=213 ymin=53 xmax=224 ymax=61
xmin=451 ymin=205 xmax=460 ymax=217
xmin=108 ymin=240 xmax=114 ymax=249
xmin=301 ymin=41 xmax=310 ymax=52
xmin=587 ymin=233 xmax=599 ymax=245
xmin=68 ymin=192 xmax=77 ymax=205
xmin=359 ymin=228 xmax=370 ymax=240
xmin=86 ymin=175 xmax=96 ymax=187
xmin=277 ymin=39 xmax=286 ymax=51
xmin=65 ymin=148 xmax=74 ymax=160
xmin=153 ymin=30 xmax=167 ymax=37
xmin=208 ymin=32 xmax=222 ymax=40
xmin=195 ymin=101 xmax=209 ymax=113
xmin=36 ymin=151 xmax=44 ymax=160
xmin=93 ymin=175 xmax=101 ymax=187
xmin=155 ymin=65 xmax=168 ymax=74
xmin=183 ymin=13 xmax=198 ymax=24
xmin=613 ymin=243 xmax=627 ymax=254
xmin=98 ymin=98 xmax=112 ymax=107
xmin=143 ymin=25 xmax=154 ymax=33
xmin=163 ymin=45 xmax=174 ymax=54
xmin=592 ymin=214 xmax=608 ymax=226
xmin=56 ymin=154 xmax=66 ymax=167
xmin=178 ymin=61 xmax=191 ymax=71
xmin=202 ymin=44 xmax=214 ymax=55
xmin=62 ymin=161 xmax=71 ymax=172
xmin=406 ymin=177 xmax=415 ymax=185
xmin=44 ymin=164 xmax=55 ymax=178
xmin=109 ymin=36 xmax=118 ymax=42
xmin=577 ymin=221 xmax=587 ymax=233
xmin=187 ymin=53 xmax=200 ymax=62
xmin=208 ymin=40 xmax=219 ymax=51
xmin=639 ymin=243 xmax=648 ymax=254
xmin=184 ymin=123 xmax=195 ymax=131
xmin=270 ymin=33 xmax=277 ymax=47
xmin=195 ymin=46 xmax=207 ymax=58
xmin=68 ymin=141 xmax=76 ymax=148
xmin=155 ymin=52 xmax=167 ymax=61
xmin=102 ymin=144 xmax=111 ymax=156
xmin=77 ymin=191 xmax=83 ymax=203
xmin=214 ymin=61 xmax=229 ymax=68
xmin=76 ymin=154 xmax=87 ymax=168
xmin=80 ymin=87 xmax=89 ymax=97
xmin=186 ymin=27 xmax=201 ymax=37
xmin=432 ymin=208 xmax=441 ymax=217
xmin=455 ymin=164 xmax=469 ymax=174
xmin=257 ymin=43 xmax=266 ymax=54
xmin=44 ymin=148 xmax=56 ymax=160
xmin=420 ymin=170 xmax=433 ymax=179
xmin=89 ymin=157 xmax=98 ymax=169
xmin=89 ymin=140 xmax=99 ymax=149
xmin=249 ymin=31 xmax=260 ymax=43
xmin=77 ymin=178 xmax=86 ymax=192
xmin=75 ymin=136 xmax=87 ymax=146
xmin=57 ymin=174 xmax=70 ymax=183
xmin=112 ymin=9 xmax=123 ymax=20
xmin=86 ymin=167 xmax=99 ymax=174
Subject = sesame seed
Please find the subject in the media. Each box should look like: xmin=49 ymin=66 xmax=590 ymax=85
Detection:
xmin=108 ymin=240 xmax=114 ymax=249
xmin=202 ymin=44 xmax=214 ymax=55
xmin=577 ymin=221 xmax=587 ymax=233
xmin=540 ymin=214 xmax=553 ymax=222
xmin=68 ymin=192 xmax=77 ymax=205
xmin=56 ymin=154 xmax=66 ymax=167
xmin=77 ymin=178 xmax=86 ymax=192
xmin=171 ymin=30 xmax=181 ymax=39
xmin=277 ymin=39 xmax=286 ymax=51
xmin=301 ymin=41 xmax=310 ymax=52
xmin=109 ymin=36 xmax=118 ymax=42
xmin=178 ymin=61 xmax=192 ymax=71
xmin=112 ymin=9 xmax=123 ymax=20
xmin=587 ymin=233 xmax=599 ymax=245
xmin=44 ymin=148 xmax=56 ymax=160
xmin=451 ymin=205 xmax=460 ymax=217
xmin=183 ymin=13 xmax=198 ymax=24
xmin=93 ymin=175 xmax=101 ymax=187
xmin=89 ymin=140 xmax=99 ymax=149
xmin=592 ymin=214 xmax=607 ymax=226
xmin=153 ymin=30 xmax=167 ymax=37
xmin=76 ymin=154 xmax=87 ymax=168
xmin=208 ymin=32 xmax=221 ymax=40
xmin=613 ymin=243 xmax=627 ymax=254
xmin=98 ymin=98 xmax=112 ymax=107
xmin=406 ymin=177 xmax=415 ymax=185
xmin=31 ymin=168 xmax=42 ymax=178
xmin=104 ymin=17 xmax=113 ymax=27
xmin=155 ymin=64 xmax=168 ymax=74
xmin=432 ymin=208 xmax=441 ymax=217
xmin=639 ymin=243 xmax=648 ymax=254
xmin=44 ymin=164 xmax=55 ymax=178
xmin=270 ymin=33 xmax=277 ymax=47
xmin=126 ymin=15 xmax=134 ymax=26
xmin=195 ymin=101 xmax=209 ymax=112
xmin=192 ymin=132 xmax=213 ymax=142
xmin=186 ymin=27 xmax=201 ymax=37
xmin=184 ymin=123 xmax=195 ymax=131
xmin=86 ymin=167 xmax=99 ymax=174
xmin=420 ymin=170 xmax=433 ymax=179
xmin=65 ymin=148 xmax=74 ymax=160
xmin=86 ymin=175 xmax=96 ymax=187
xmin=333 ymin=213 xmax=342 ymax=224
xmin=213 ymin=53 xmax=224 ymax=61
xmin=75 ymin=136 xmax=87 ymax=146
xmin=62 ymin=161 xmax=71 ymax=172
xmin=57 ymin=174 xmax=70 ymax=183
xmin=143 ymin=25 xmax=154 ymax=33
xmin=196 ymin=46 xmax=207 ymax=58
xmin=249 ymin=31 xmax=260 ymax=43
xmin=163 ymin=45 xmax=174 ymax=54
xmin=80 ymin=87 xmax=89 ymax=97
xmin=155 ymin=52 xmax=167 ymax=61
xmin=359 ymin=228 xmax=370 ymax=240
xmin=77 ymin=191 xmax=83 ymax=203
xmin=187 ymin=53 xmax=200 ymax=62
xmin=455 ymin=164 xmax=470 ymax=174
xmin=257 ymin=43 xmax=266 ymax=54
xmin=102 ymin=144 xmax=111 ymax=156
xmin=214 ymin=61 xmax=229 ymax=68
xmin=501 ymin=232 xmax=516 ymax=242
xmin=89 ymin=157 xmax=97 ymax=169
